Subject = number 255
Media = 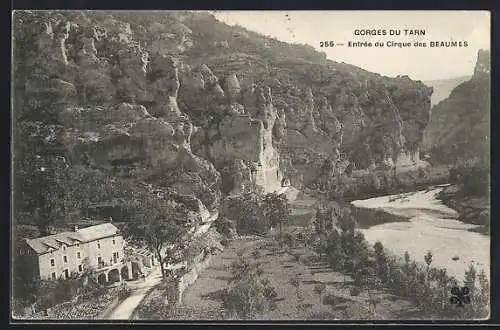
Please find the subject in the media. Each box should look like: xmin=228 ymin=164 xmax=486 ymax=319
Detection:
xmin=320 ymin=41 xmax=335 ymax=47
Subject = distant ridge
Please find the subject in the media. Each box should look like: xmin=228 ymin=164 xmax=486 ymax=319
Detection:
xmin=424 ymin=75 xmax=472 ymax=106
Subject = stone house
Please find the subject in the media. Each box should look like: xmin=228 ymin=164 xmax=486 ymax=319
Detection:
xmin=20 ymin=223 xmax=132 ymax=284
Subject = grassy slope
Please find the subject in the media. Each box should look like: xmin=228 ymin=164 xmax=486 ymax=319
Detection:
xmin=139 ymin=236 xmax=423 ymax=320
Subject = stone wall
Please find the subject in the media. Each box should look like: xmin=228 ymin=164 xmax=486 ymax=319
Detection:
xmin=177 ymin=252 xmax=214 ymax=304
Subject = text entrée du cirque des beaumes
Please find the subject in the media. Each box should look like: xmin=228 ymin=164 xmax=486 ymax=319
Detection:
xmin=319 ymin=29 xmax=469 ymax=48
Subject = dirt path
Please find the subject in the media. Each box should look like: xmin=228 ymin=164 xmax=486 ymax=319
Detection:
xmin=104 ymin=266 xmax=163 ymax=320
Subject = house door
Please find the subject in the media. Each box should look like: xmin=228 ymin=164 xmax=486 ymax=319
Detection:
xmin=64 ymin=269 xmax=69 ymax=279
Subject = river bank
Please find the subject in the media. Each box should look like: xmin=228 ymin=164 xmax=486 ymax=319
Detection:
xmin=351 ymin=187 xmax=490 ymax=283
xmin=437 ymin=185 xmax=490 ymax=235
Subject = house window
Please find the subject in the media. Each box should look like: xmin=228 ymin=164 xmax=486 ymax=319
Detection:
xmin=63 ymin=245 xmax=66 ymax=251
xmin=77 ymin=252 xmax=81 ymax=259
xmin=51 ymin=272 xmax=56 ymax=280
xmin=50 ymin=259 xmax=55 ymax=267
xmin=97 ymin=243 xmax=101 ymax=249
xmin=78 ymin=265 xmax=83 ymax=272
xmin=64 ymin=269 xmax=69 ymax=279
xmin=113 ymin=239 xmax=116 ymax=245
xmin=98 ymin=257 xmax=102 ymax=268
xmin=63 ymin=256 xmax=68 ymax=263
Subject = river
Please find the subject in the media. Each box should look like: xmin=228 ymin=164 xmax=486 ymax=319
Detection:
xmin=351 ymin=185 xmax=490 ymax=282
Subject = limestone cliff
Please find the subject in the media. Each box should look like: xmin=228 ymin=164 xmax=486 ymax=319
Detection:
xmin=13 ymin=11 xmax=221 ymax=234
xmin=13 ymin=11 xmax=436 ymax=229
xmin=423 ymin=49 xmax=490 ymax=166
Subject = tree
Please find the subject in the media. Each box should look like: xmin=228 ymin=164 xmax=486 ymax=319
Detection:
xmin=313 ymin=283 xmax=326 ymax=305
xmin=262 ymin=192 xmax=290 ymax=238
xmin=124 ymin=195 xmax=190 ymax=279
xmin=373 ymin=241 xmax=390 ymax=284
xmin=313 ymin=200 xmax=340 ymax=235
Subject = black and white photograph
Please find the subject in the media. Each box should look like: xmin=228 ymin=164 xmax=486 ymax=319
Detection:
xmin=11 ymin=10 xmax=490 ymax=321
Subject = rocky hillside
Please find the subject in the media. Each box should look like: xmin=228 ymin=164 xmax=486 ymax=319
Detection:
xmin=423 ymin=75 xmax=471 ymax=106
xmin=13 ymin=11 xmax=434 ymax=232
xmin=422 ymin=50 xmax=490 ymax=165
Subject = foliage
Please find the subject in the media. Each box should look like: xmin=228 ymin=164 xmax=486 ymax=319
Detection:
xmin=317 ymin=226 xmax=490 ymax=319
xmin=123 ymin=194 xmax=191 ymax=279
xmin=222 ymin=193 xmax=267 ymax=235
xmin=424 ymin=61 xmax=490 ymax=167
xmin=252 ymin=250 xmax=262 ymax=260
xmin=322 ymin=293 xmax=337 ymax=306
xmin=117 ymin=283 xmax=132 ymax=300
xmin=214 ymin=216 xmax=237 ymax=239
xmin=222 ymin=257 xmax=277 ymax=319
xmin=182 ymin=236 xmax=207 ymax=266
xmin=314 ymin=283 xmax=326 ymax=296
xmin=263 ymin=192 xmax=290 ymax=237
xmin=449 ymin=161 xmax=490 ymax=198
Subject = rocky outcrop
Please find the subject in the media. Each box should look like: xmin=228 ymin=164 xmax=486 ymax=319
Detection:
xmin=14 ymin=11 xmax=222 ymax=222
xmin=474 ymin=49 xmax=490 ymax=76
xmin=223 ymin=73 xmax=241 ymax=103
xmin=14 ymin=10 xmax=438 ymax=227
xmin=148 ymin=55 xmax=182 ymax=119
xmin=202 ymin=84 xmax=282 ymax=194
xmin=423 ymin=50 xmax=490 ymax=165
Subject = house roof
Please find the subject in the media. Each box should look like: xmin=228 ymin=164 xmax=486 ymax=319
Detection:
xmin=25 ymin=223 xmax=120 ymax=255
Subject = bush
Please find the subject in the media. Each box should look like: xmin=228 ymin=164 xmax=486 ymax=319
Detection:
xmin=252 ymin=250 xmax=262 ymax=259
xmin=315 ymin=220 xmax=491 ymax=319
xmin=221 ymin=193 xmax=268 ymax=235
xmin=314 ymin=283 xmax=326 ymax=296
xmin=322 ymin=293 xmax=336 ymax=306
xmin=222 ymin=272 xmax=277 ymax=319
xmin=118 ymin=284 xmax=131 ymax=300
xmin=349 ymin=287 xmax=361 ymax=296
xmin=278 ymin=232 xmax=295 ymax=248
xmin=214 ymin=216 xmax=237 ymax=239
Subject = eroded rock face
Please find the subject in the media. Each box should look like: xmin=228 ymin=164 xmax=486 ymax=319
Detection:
xmin=474 ymin=49 xmax=490 ymax=76
xmin=15 ymin=13 xmax=222 ymax=216
xmin=148 ymin=55 xmax=182 ymax=118
xmin=14 ymin=10 xmax=437 ymax=219
xmin=423 ymin=49 xmax=490 ymax=166
xmin=223 ymin=73 xmax=241 ymax=103
xmin=272 ymin=108 xmax=286 ymax=142
xmin=75 ymin=31 xmax=116 ymax=105
xmin=114 ymin=45 xmax=150 ymax=104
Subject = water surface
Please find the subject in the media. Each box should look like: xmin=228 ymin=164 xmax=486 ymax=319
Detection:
xmin=351 ymin=187 xmax=490 ymax=282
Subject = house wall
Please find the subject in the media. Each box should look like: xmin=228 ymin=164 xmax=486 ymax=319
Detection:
xmin=83 ymin=235 xmax=125 ymax=269
xmin=16 ymin=242 xmax=40 ymax=280
xmin=37 ymin=234 xmax=126 ymax=280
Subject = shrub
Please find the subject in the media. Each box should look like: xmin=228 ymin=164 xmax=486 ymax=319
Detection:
xmin=118 ymin=284 xmax=131 ymax=300
xmin=221 ymin=193 xmax=268 ymax=235
xmin=214 ymin=216 xmax=237 ymax=239
xmin=315 ymin=218 xmax=491 ymax=319
xmin=252 ymin=250 xmax=262 ymax=259
xmin=314 ymin=283 xmax=326 ymax=298
xmin=349 ymin=287 xmax=361 ymax=296
xmin=222 ymin=274 xmax=277 ymax=319
xmin=279 ymin=232 xmax=295 ymax=248
xmin=322 ymin=293 xmax=336 ymax=306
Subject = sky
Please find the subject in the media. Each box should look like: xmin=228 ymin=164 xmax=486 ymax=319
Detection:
xmin=211 ymin=11 xmax=490 ymax=81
